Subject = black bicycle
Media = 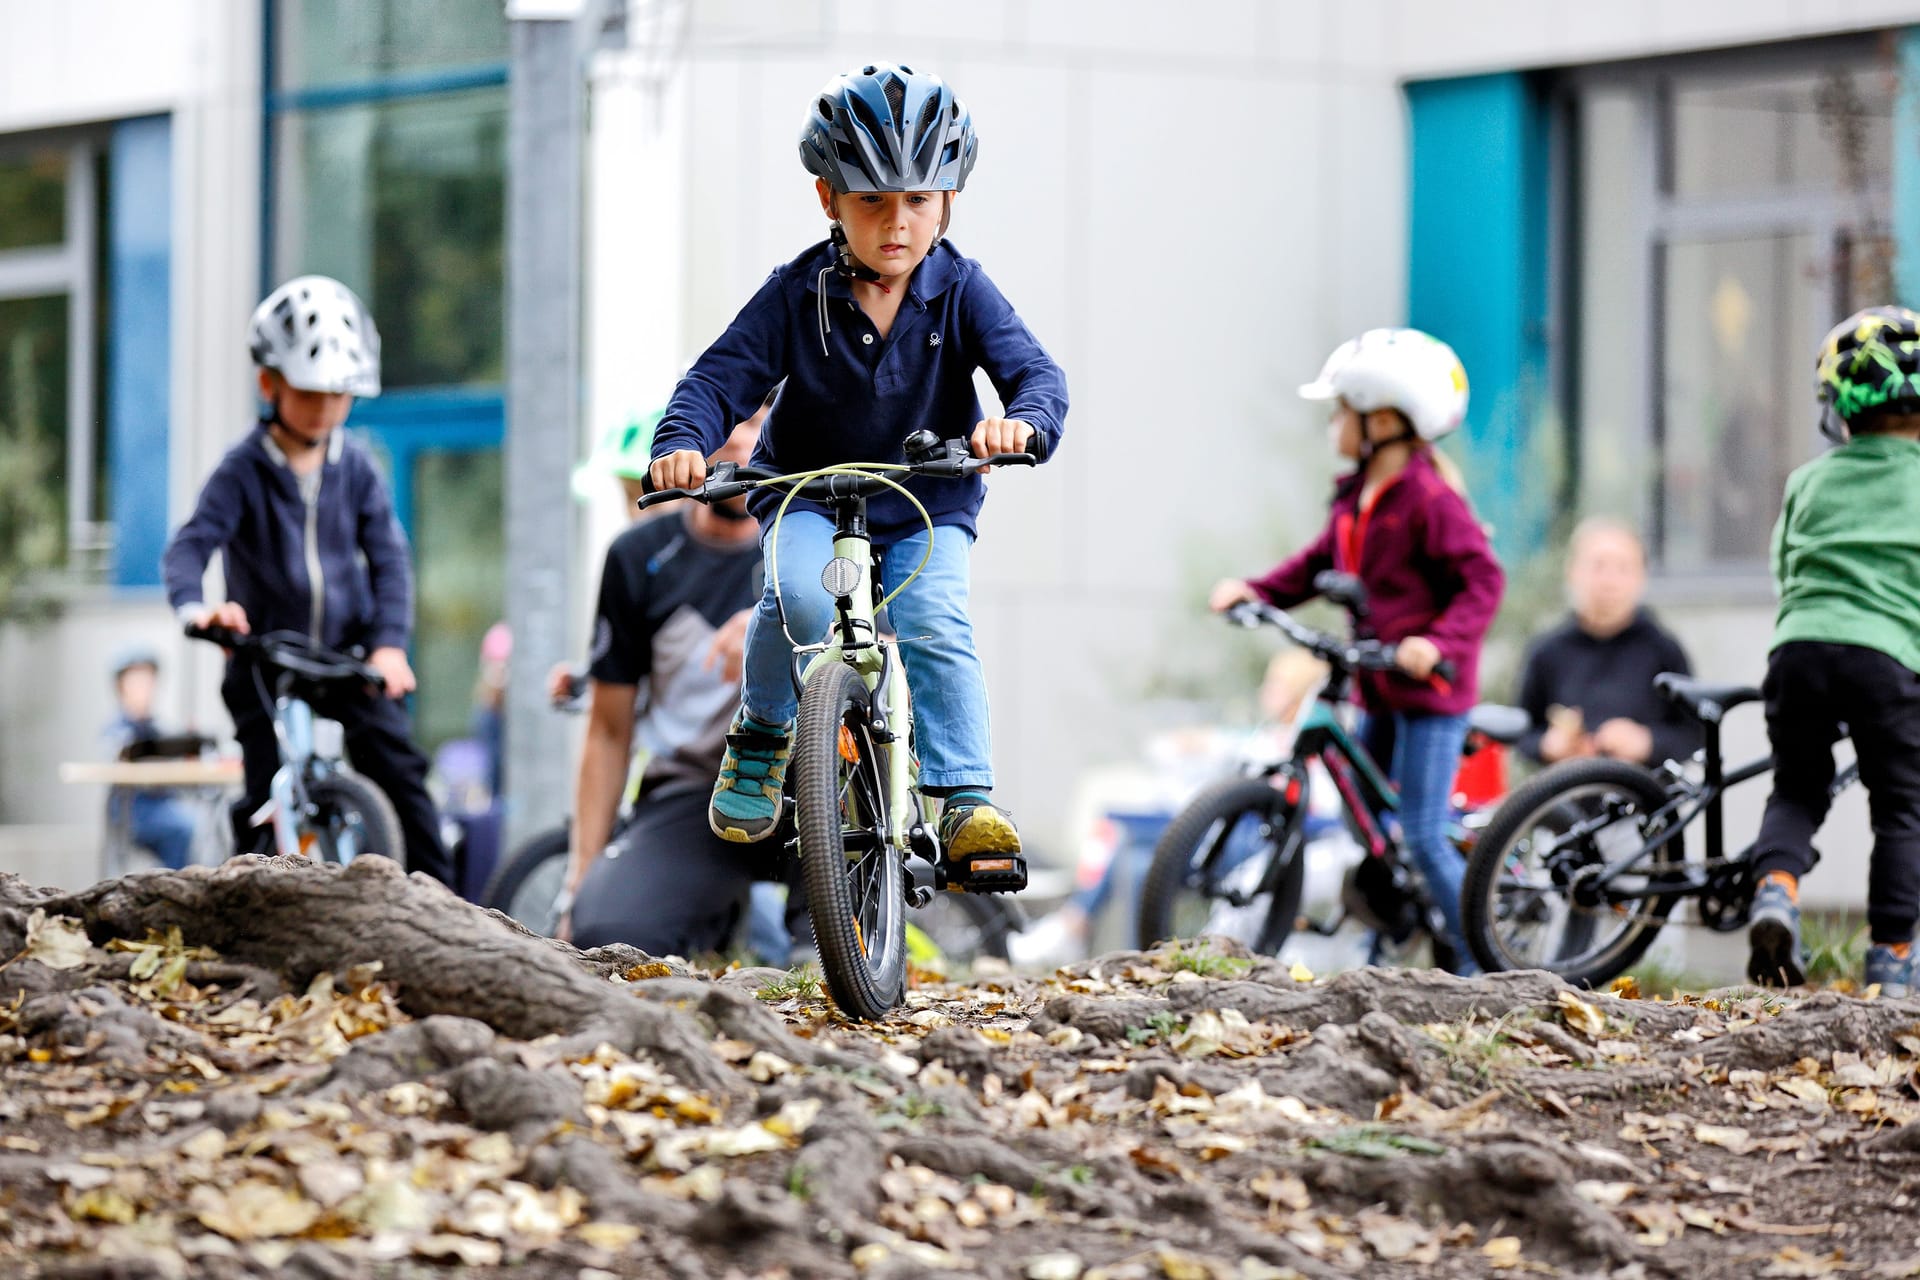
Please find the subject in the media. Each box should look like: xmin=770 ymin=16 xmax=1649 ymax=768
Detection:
xmin=1136 ymin=576 xmax=1523 ymax=971
xmin=1462 ymin=674 xmax=1860 ymax=985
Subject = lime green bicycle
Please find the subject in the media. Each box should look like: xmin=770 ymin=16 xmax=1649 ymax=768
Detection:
xmin=641 ymin=430 xmax=1043 ymax=1019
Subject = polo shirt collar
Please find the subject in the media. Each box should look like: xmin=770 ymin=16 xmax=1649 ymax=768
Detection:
xmin=803 ymin=240 xmax=961 ymax=312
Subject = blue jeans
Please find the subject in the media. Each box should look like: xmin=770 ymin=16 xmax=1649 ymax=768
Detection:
xmin=742 ymin=513 xmax=992 ymax=790
xmin=126 ymin=791 xmax=197 ymax=870
xmin=1359 ymin=710 xmax=1474 ymax=973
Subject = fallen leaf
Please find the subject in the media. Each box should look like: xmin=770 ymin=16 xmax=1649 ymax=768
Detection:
xmin=65 ymin=1187 xmax=138 ymax=1223
xmin=1250 ymin=1171 xmax=1311 ymax=1211
xmin=578 ymin=1221 xmax=644 ymax=1250
xmin=413 ymin=1235 xmax=503 ymax=1266
xmin=1574 ymin=1181 xmax=1637 ymax=1207
xmin=1761 ymin=1246 xmax=1860 ymax=1276
xmin=1156 ymin=1245 xmax=1227 ymax=1279
xmin=1288 ymin=962 xmax=1314 ymax=983
xmin=1024 ymin=1253 xmax=1084 ymax=1280
xmin=1609 ymin=974 xmax=1642 ymax=999
xmin=1694 ymin=1123 xmax=1755 ymax=1154
xmin=1557 ymin=990 xmax=1606 ymax=1038
xmin=191 ymin=1179 xmax=321 ymax=1240
xmin=23 ymin=910 xmax=93 ymax=970
xmin=1359 ymin=1211 xmax=1437 ymax=1262
xmin=1482 ymin=1235 xmax=1525 ymax=1269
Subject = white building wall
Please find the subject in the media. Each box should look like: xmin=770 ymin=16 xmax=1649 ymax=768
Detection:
xmin=589 ymin=0 xmax=1920 ymax=932
xmin=0 ymin=0 xmax=259 ymax=859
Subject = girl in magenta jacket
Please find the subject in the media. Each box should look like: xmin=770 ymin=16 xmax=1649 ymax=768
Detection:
xmin=1213 ymin=329 xmax=1505 ymax=970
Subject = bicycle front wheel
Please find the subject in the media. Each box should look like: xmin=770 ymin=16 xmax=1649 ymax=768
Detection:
xmin=482 ymin=823 xmax=570 ymax=935
xmin=794 ymin=662 xmax=906 ymax=1019
xmin=1136 ymin=775 xmax=1306 ymax=955
xmin=307 ymin=769 xmax=404 ymax=867
xmin=1462 ymin=758 xmax=1683 ymax=985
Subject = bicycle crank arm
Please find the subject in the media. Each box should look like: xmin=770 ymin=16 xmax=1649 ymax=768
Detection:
xmin=1295 ymin=911 xmax=1346 ymax=937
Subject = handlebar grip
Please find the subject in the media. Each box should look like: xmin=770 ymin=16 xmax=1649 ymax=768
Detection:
xmin=1024 ymin=433 xmax=1049 ymax=463
xmin=185 ymin=622 xmax=245 ymax=647
xmin=636 ymin=487 xmax=693 ymax=511
xmin=639 ymin=469 xmax=658 ymax=495
xmin=1433 ymin=659 xmax=1458 ymax=686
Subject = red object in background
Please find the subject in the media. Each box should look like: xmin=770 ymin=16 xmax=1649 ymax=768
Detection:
xmin=1451 ymin=737 xmax=1508 ymax=810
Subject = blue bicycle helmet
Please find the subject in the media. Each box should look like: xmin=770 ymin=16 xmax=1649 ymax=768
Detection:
xmin=799 ymin=63 xmax=977 ymax=193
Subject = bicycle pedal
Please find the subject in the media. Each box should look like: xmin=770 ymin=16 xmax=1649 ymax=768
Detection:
xmin=945 ymin=852 xmax=1028 ymax=895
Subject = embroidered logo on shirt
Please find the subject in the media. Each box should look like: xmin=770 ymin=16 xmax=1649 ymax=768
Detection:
xmin=927 ymin=333 xmax=942 ymax=347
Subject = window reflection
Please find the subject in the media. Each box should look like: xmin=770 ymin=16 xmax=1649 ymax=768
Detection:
xmin=275 ymin=0 xmax=508 ymax=90
xmin=0 ymin=149 xmax=67 ymax=252
xmin=1668 ymin=67 xmax=1894 ymax=198
xmin=273 ymin=90 xmax=505 ymax=388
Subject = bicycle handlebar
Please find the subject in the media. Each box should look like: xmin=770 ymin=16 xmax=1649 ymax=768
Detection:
xmin=636 ymin=434 xmax=1047 ymax=512
xmin=1224 ymin=600 xmax=1457 ymax=687
xmin=184 ymin=623 xmax=386 ymax=690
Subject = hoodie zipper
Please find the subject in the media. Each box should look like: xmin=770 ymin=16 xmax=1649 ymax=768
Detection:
xmin=304 ymin=470 xmax=325 ymax=642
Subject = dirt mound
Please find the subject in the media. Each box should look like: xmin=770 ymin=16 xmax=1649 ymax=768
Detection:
xmin=2 ymin=857 xmax=1918 ymax=1279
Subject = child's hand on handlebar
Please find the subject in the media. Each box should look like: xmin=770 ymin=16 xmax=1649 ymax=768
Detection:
xmin=969 ymin=418 xmax=1032 ymax=472
xmin=188 ymin=602 xmax=251 ymax=635
xmin=1209 ymin=579 xmax=1259 ymax=613
xmin=649 ymin=449 xmax=708 ymax=493
xmin=368 ymin=646 xmax=416 ymax=699
xmin=1394 ymin=636 xmax=1442 ymax=680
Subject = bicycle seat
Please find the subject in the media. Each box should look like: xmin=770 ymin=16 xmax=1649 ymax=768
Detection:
xmin=1466 ymin=703 xmax=1530 ymax=745
xmin=1654 ymin=674 xmax=1760 ymax=724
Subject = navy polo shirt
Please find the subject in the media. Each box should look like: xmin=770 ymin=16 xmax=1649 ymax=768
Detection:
xmin=650 ymin=239 xmax=1068 ymax=541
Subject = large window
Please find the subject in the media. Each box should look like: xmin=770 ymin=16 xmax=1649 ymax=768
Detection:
xmin=1569 ymin=44 xmax=1899 ymax=575
xmin=267 ymin=0 xmax=508 ymax=749
xmin=0 ymin=137 xmax=106 ymax=591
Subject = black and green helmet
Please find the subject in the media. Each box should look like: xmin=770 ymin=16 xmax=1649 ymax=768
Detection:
xmin=1817 ymin=305 xmax=1920 ymax=439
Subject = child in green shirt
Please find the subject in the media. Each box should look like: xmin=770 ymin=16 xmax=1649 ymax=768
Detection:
xmin=1749 ymin=306 xmax=1920 ymax=996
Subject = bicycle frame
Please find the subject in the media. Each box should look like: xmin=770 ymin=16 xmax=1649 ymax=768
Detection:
xmin=789 ymin=496 xmax=926 ymax=856
xmin=256 ymin=685 xmax=350 ymax=860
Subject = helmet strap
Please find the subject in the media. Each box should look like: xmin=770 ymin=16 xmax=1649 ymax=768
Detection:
xmin=260 ymin=396 xmax=327 ymax=451
xmin=931 ymin=190 xmax=953 ymax=251
xmin=1357 ymin=415 xmax=1419 ymax=466
xmin=827 ymin=218 xmax=885 ymax=289
xmin=1818 ymin=403 xmax=1851 ymax=445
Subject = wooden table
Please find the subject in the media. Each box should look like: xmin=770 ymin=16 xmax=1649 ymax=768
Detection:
xmin=59 ymin=760 xmax=244 ymax=789
xmin=60 ymin=758 xmax=244 ymax=875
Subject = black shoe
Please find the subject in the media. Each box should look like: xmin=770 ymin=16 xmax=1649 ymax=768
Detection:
xmin=1747 ymin=877 xmax=1806 ymax=987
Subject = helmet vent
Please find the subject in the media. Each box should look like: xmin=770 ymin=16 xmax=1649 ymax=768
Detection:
xmin=881 ymin=73 xmax=906 ymax=120
xmin=817 ymin=96 xmax=835 ymax=122
xmin=914 ymin=90 xmax=942 ymax=150
xmin=847 ymin=92 xmax=886 ymax=146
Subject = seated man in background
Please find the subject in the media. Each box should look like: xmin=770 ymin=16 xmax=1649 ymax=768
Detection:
xmin=106 ymin=648 xmax=203 ymax=870
xmin=1516 ymin=517 xmax=1700 ymax=767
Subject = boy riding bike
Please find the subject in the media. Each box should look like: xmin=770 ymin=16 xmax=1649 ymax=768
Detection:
xmin=1211 ymin=329 xmax=1504 ymax=971
xmin=647 ymin=62 xmax=1068 ymax=890
xmin=1748 ymin=306 xmax=1920 ymax=996
xmin=161 ymin=276 xmax=452 ymax=885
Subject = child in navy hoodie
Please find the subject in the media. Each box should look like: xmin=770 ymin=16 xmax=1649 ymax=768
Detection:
xmin=162 ymin=276 xmax=450 ymax=885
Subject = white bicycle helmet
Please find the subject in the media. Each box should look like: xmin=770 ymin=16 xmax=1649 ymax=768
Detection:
xmin=1299 ymin=328 xmax=1467 ymax=442
xmin=248 ymin=275 xmax=382 ymax=397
